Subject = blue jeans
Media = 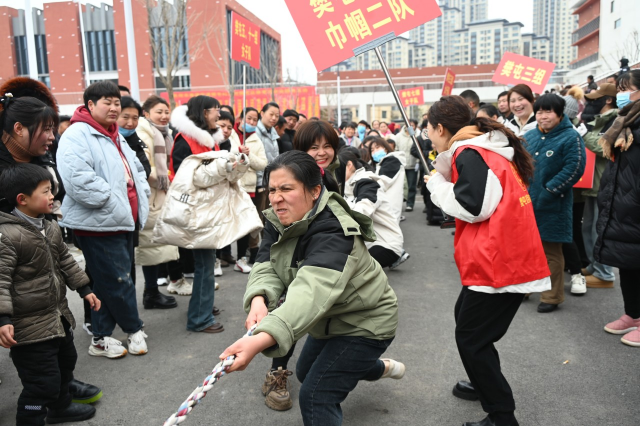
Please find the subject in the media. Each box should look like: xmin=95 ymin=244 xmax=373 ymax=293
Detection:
xmin=296 ymin=335 xmax=393 ymax=426
xmin=75 ymin=234 xmax=143 ymax=338
xmin=405 ymin=169 xmax=418 ymax=208
xmin=582 ymin=197 xmax=615 ymax=281
xmin=187 ymin=249 xmax=217 ymax=331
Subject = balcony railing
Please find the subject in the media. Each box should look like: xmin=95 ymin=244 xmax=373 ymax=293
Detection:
xmin=572 ymin=16 xmax=600 ymax=44
xmin=569 ymin=52 xmax=599 ymax=69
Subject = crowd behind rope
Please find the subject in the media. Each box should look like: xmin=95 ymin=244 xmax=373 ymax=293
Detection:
xmin=0 ymin=70 xmax=637 ymax=426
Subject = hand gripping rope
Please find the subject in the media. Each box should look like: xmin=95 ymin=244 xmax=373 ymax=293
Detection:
xmin=163 ymin=324 xmax=258 ymax=425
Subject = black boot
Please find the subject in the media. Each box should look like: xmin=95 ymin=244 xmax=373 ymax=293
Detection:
xmin=69 ymin=379 xmax=103 ymax=404
xmin=248 ymin=247 xmax=259 ymax=264
xmin=46 ymin=402 xmax=96 ymax=424
xmin=452 ymin=380 xmax=478 ymax=401
xmin=143 ymin=288 xmax=177 ymax=309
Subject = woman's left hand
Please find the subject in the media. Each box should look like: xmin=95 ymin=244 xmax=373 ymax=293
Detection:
xmin=219 ymin=333 xmax=277 ymax=373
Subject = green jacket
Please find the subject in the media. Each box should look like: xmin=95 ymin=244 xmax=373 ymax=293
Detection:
xmin=582 ymin=108 xmax=618 ymax=198
xmin=243 ymin=190 xmax=398 ymax=358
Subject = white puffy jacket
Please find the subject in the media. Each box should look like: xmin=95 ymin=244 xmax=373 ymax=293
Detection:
xmin=375 ymin=151 xmax=406 ymax=223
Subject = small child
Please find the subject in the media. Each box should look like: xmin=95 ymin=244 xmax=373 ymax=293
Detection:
xmin=0 ymin=163 xmax=101 ymax=426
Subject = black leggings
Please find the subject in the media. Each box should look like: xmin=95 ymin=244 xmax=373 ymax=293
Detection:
xmin=620 ymin=268 xmax=640 ymax=319
xmin=368 ymin=246 xmax=400 ymax=268
xmin=272 ymin=343 xmax=296 ymax=371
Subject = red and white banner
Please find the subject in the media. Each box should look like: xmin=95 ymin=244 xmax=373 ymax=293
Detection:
xmin=284 ymin=0 xmax=442 ymax=72
xmin=398 ymin=86 xmax=424 ymax=107
xmin=442 ymin=68 xmax=456 ymax=96
xmin=492 ymin=52 xmax=556 ymax=94
xmin=230 ymin=12 xmax=261 ymax=69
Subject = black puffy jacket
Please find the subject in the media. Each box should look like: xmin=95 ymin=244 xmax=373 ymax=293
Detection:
xmin=594 ymin=117 xmax=640 ymax=269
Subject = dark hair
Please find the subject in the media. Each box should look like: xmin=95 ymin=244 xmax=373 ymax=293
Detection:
xmin=141 ymin=95 xmax=168 ymax=113
xmin=368 ymin=136 xmax=393 ymax=162
xmin=507 ymin=84 xmax=535 ymax=105
xmin=299 ymin=113 xmax=307 ymax=119
xmin=497 ymin=91 xmax=509 ymax=100
xmin=118 ymin=85 xmax=131 ymax=94
xmin=587 ymin=75 xmax=594 ymax=81
xmin=186 ymin=95 xmax=220 ymax=131
xmin=293 ymin=120 xmax=340 ymax=154
xmin=275 ymin=115 xmax=286 ymax=128
xmin=218 ymin=110 xmax=235 ymax=126
xmin=616 ymin=69 xmax=640 ymax=92
xmin=59 ymin=115 xmax=71 ymax=123
xmin=367 ymin=129 xmax=381 ymax=137
xmin=0 ymin=163 xmax=53 ymax=207
xmin=264 ymin=150 xmax=339 ymax=196
xmin=336 ymin=147 xmax=372 ymax=192
xmin=84 ymin=81 xmax=121 ymax=109
xmin=220 ymin=105 xmax=235 ymax=118
xmin=420 ymin=119 xmax=429 ymax=129
xmin=121 ymin=96 xmax=142 ymax=116
xmin=339 ymin=121 xmax=349 ymax=130
xmin=533 ymin=94 xmax=565 ymax=117
xmin=260 ymin=102 xmax=280 ymax=119
xmin=387 ymin=139 xmax=396 ymax=151
xmin=409 ymin=119 xmax=418 ymax=127
xmin=358 ymin=120 xmax=370 ymax=129
xmin=460 ymin=89 xmax=480 ymax=106
xmin=346 ymin=122 xmax=357 ymax=130
xmin=0 ymin=96 xmax=59 ymax=149
xmin=282 ymin=109 xmax=299 ymax=120
xmin=239 ymin=107 xmax=259 ymax=119
xmin=477 ymin=104 xmax=500 ymax=119
xmin=427 ymin=96 xmax=473 ymax=136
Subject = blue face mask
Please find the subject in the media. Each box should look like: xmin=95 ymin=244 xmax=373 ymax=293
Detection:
xmin=372 ymin=150 xmax=387 ymax=163
xmin=243 ymin=123 xmax=257 ymax=133
xmin=616 ymin=90 xmax=637 ymax=109
xmin=119 ymin=127 xmax=136 ymax=137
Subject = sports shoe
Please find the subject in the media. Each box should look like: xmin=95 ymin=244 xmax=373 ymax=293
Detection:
xmin=400 ymin=215 xmax=406 ymax=222
xmin=128 ymin=330 xmax=148 ymax=355
xmin=405 ymin=206 xmax=413 ymax=212
xmin=389 ymin=251 xmax=410 ymax=270
xmin=82 ymin=323 xmax=93 ymax=336
xmin=621 ymin=329 xmax=640 ymax=347
xmin=262 ymin=368 xmax=293 ymax=411
xmin=157 ymin=277 xmax=168 ymax=286
xmin=69 ymin=379 xmax=103 ymax=404
xmin=570 ymin=274 xmax=587 ymax=296
xmin=214 ymin=259 xmax=223 ymax=277
xmin=167 ymin=278 xmax=193 ymax=295
xmin=88 ymin=337 xmax=127 ymax=359
xmin=234 ymin=257 xmax=252 ymax=274
xmin=215 ymin=280 xmax=220 ymax=290
xmin=604 ymin=314 xmax=640 ymax=335
xmin=380 ymin=358 xmax=405 ymax=379
xmin=585 ymin=275 xmax=614 ymax=288
xmin=183 ymin=272 xmax=195 ymax=279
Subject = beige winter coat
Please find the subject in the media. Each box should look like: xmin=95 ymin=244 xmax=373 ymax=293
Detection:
xmin=242 ymin=132 xmax=268 ymax=193
xmin=134 ymin=117 xmax=179 ymax=266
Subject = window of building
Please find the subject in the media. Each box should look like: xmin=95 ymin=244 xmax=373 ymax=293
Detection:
xmin=610 ymin=1 xmax=614 ymax=12
xmin=614 ymin=19 xmax=621 ymax=29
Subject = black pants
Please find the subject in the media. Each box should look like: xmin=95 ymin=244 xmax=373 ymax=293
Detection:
xmin=178 ymin=247 xmax=195 ymax=274
xmin=620 ymin=269 xmax=640 ymax=319
xmin=368 ymin=246 xmax=400 ymax=268
xmin=272 ymin=343 xmax=297 ymax=370
xmin=11 ymin=318 xmax=77 ymax=426
xmin=454 ymin=287 xmax=524 ymax=416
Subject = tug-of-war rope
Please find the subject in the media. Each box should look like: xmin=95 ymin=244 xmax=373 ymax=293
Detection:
xmin=163 ymin=324 xmax=258 ymax=425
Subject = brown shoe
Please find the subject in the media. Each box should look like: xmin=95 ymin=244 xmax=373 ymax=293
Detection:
xmin=585 ymin=275 xmax=614 ymax=288
xmin=261 ymin=367 xmax=293 ymax=411
xmin=200 ymin=323 xmax=224 ymax=333
xmin=212 ymin=306 xmax=221 ymax=316
xmin=220 ymin=253 xmax=236 ymax=265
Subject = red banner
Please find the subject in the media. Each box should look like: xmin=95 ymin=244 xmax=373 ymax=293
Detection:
xmin=442 ymin=68 xmax=456 ymax=96
xmin=230 ymin=12 xmax=261 ymax=69
xmin=398 ymin=86 xmax=424 ymax=107
xmin=492 ymin=52 xmax=556 ymax=94
xmin=574 ymin=149 xmax=596 ymax=189
xmin=161 ymin=87 xmax=321 ymax=120
xmin=284 ymin=0 xmax=442 ymax=72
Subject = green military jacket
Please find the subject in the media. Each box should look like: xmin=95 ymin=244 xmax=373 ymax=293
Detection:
xmin=582 ymin=108 xmax=618 ymax=198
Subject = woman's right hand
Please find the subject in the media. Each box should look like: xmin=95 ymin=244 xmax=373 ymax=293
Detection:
xmin=245 ymin=296 xmax=269 ymax=330
xmin=240 ymin=145 xmax=250 ymax=155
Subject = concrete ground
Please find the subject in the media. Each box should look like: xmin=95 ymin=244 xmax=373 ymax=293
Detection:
xmin=0 ymin=200 xmax=638 ymax=425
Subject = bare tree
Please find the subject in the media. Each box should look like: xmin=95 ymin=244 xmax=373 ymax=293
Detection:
xmin=601 ymin=30 xmax=640 ymax=72
xmin=261 ymin=36 xmax=281 ymax=101
xmin=144 ymin=0 xmax=201 ymax=109
xmin=199 ymin=16 xmax=239 ymax=108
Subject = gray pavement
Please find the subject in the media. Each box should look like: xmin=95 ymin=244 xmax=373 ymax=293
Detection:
xmin=1 ymin=200 xmax=638 ymax=425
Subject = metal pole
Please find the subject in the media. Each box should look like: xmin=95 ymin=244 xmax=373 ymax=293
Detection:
xmin=371 ymin=89 xmax=375 ymax=123
xmin=336 ymin=68 xmax=341 ymax=125
xmin=24 ymin=0 xmax=39 ymax=80
xmin=373 ymin=47 xmax=428 ymax=170
xmin=77 ymin=0 xmax=91 ymax=88
xmin=123 ymin=0 xmax=140 ymax=100
xmin=243 ymin=65 xmax=246 ymax=143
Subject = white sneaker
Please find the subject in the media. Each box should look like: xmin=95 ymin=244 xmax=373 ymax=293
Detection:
xmin=214 ymin=259 xmax=223 ymax=277
xmin=82 ymin=323 xmax=93 ymax=336
xmin=183 ymin=272 xmax=195 ymax=279
xmin=89 ymin=336 xmax=128 ymax=359
xmin=389 ymin=251 xmax=410 ymax=270
xmin=167 ymin=278 xmax=193 ymax=295
xmin=157 ymin=277 xmax=168 ymax=286
xmin=127 ymin=330 xmax=148 ymax=355
xmin=380 ymin=358 xmax=405 ymax=379
xmin=570 ymin=273 xmax=587 ymax=295
xmin=234 ymin=257 xmax=252 ymax=274
xmin=215 ymin=281 xmax=220 ymax=290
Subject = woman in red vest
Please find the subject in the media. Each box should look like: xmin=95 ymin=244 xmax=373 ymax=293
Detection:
xmin=425 ymin=96 xmax=551 ymax=426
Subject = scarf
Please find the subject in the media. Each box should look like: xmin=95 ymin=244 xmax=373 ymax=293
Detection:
xmin=447 ymin=126 xmax=484 ymax=150
xmin=149 ymin=121 xmax=171 ymax=191
xmin=71 ymin=105 xmax=120 ymax=145
xmin=2 ymin=132 xmax=32 ymax=163
xmin=599 ymin=100 xmax=640 ymax=160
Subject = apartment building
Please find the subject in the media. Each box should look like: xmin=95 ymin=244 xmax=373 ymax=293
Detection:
xmin=533 ymin=0 xmax=579 ymax=69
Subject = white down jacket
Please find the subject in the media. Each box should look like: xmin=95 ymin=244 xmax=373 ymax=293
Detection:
xmin=153 ymin=151 xmax=263 ymax=249
xmin=375 ymin=151 xmax=406 ymax=223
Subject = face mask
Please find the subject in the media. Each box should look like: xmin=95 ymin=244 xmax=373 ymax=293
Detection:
xmin=119 ymin=127 xmax=136 ymax=137
xmin=616 ymin=90 xmax=637 ymax=109
xmin=372 ymin=150 xmax=387 ymax=163
xmin=243 ymin=123 xmax=257 ymax=133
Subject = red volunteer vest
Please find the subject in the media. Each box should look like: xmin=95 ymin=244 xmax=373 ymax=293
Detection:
xmin=169 ymin=132 xmax=219 ymax=180
xmin=451 ymin=146 xmax=550 ymax=288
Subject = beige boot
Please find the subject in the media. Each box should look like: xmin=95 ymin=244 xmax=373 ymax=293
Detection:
xmin=261 ymin=367 xmax=293 ymax=411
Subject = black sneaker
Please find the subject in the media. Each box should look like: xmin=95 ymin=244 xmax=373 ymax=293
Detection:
xmin=46 ymin=402 xmax=96 ymax=424
xmin=69 ymin=379 xmax=103 ymax=404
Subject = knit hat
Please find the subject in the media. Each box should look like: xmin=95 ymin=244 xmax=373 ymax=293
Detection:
xmin=0 ymin=77 xmax=58 ymax=112
xmin=562 ymin=95 xmax=579 ymax=119
xmin=282 ymin=109 xmax=299 ymax=120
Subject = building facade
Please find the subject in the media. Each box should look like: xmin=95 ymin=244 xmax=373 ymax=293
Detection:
xmin=533 ymin=0 xmax=579 ymax=69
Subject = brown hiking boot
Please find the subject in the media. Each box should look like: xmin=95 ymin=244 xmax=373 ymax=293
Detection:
xmin=261 ymin=367 xmax=293 ymax=411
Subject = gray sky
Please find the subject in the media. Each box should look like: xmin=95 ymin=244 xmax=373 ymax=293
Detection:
xmin=8 ymin=0 xmax=534 ymax=84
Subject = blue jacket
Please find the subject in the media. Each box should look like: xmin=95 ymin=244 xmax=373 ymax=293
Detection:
xmin=57 ymin=122 xmax=150 ymax=232
xmin=524 ymin=115 xmax=586 ymax=243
